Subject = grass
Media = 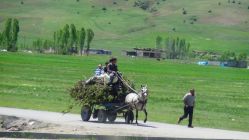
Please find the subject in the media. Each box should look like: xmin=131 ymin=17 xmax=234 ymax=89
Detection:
xmin=0 ymin=0 xmax=249 ymax=55
xmin=0 ymin=52 xmax=249 ymax=131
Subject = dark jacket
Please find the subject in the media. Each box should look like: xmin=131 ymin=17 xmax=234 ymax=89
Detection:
xmin=103 ymin=66 xmax=108 ymax=73
xmin=107 ymin=63 xmax=118 ymax=73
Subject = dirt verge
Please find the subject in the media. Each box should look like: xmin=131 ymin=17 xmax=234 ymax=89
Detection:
xmin=0 ymin=115 xmax=52 ymax=131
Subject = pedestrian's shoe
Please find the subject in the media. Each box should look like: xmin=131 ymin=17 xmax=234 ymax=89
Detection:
xmin=188 ymin=125 xmax=194 ymax=128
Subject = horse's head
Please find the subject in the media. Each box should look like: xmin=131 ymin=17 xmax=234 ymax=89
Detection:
xmin=140 ymin=85 xmax=149 ymax=98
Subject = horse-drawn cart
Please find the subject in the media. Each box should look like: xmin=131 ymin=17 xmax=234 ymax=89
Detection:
xmin=70 ymin=73 xmax=148 ymax=124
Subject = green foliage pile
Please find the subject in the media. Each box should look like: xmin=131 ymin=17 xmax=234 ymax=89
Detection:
xmin=69 ymin=77 xmax=135 ymax=107
xmin=70 ymin=80 xmax=113 ymax=106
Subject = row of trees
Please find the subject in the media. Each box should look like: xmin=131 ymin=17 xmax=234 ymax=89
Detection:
xmin=156 ymin=36 xmax=190 ymax=59
xmin=220 ymin=51 xmax=247 ymax=61
xmin=33 ymin=24 xmax=94 ymax=55
xmin=0 ymin=18 xmax=20 ymax=52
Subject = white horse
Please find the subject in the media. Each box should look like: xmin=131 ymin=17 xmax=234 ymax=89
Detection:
xmin=125 ymin=85 xmax=148 ymax=124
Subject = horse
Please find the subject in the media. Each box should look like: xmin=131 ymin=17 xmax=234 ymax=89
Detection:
xmin=125 ymin=85 xmax=149 ymax=124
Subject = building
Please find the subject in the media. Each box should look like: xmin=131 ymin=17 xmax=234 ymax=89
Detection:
xmin=83 ymin=49 xmax=112 ymax=55
xmin=122 ymin=48 xmax=162 ymax=58
xmin=220 ymin=61 xmax=247 ymax=68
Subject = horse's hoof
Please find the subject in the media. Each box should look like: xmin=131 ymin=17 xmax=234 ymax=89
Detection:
xmin=144 ymin=119 xmax=147 ymax=123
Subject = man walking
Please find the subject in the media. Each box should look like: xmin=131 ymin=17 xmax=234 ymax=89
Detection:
xmin=178 ymin=89 xmax=196 ymax=128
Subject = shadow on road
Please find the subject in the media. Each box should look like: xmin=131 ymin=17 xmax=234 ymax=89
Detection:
xmin=86 ymin=120 xmax=157 ymax=128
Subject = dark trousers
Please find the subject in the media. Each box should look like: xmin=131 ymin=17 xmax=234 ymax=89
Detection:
xmin=179 ymin=106 xmax=194 ymax=126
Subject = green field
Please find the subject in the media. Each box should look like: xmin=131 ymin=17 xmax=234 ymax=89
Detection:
xmin=0 ymin=0 xmax=249 ymax=54
xmin=0 ymin=0 xmax=249 ymax=132
xmin=0 ymin=52 xmax=249 ymax=131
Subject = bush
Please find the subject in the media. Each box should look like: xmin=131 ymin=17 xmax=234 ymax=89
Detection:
xmin=102 ymin=7 xmax=107 ymax=11
xmin=190 ymin=16 xmax=198 ymax=22
xmin=208 ymin=10 xmax=212 ymax=13
xmin=182 ymin=10 xmax=187 ymax=15
xmin=219 ymin=51 xmax=237 ymax=61
xmin=238 ymin=53 xmax=247 ymax=61
xmin=20 ymin=1 xmax=24 ymax=4
xmin=134 ymin=0 xmax=151 ymax=10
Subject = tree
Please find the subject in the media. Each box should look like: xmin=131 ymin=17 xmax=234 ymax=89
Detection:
xmin=238 ymin=53 xmax=247 ymax=61
xmin=155 ymin=36 xmax=162 ymax=50
xmin=3 ymin=18 xmax=19 ymax=52
xmin=33 ymin=39 xmax=43 ymax=53
xmin=62 ymin=24 xmax=70 ymax=54
xmin=0 ymin=33 xmax=3 ymax=48
xmin=79 ymin=28 xmax=86 ymax=55
xmin=3 ymin=18 xmax=12 ymax=50
xmin=70 ymin=24 xmax=77 ymax=54
xmin=219 ymin=51 xmax=237 ymax=61
xmin=86 ymin=29 xmax=94 ymax=55
xmin=165 ymin=37 xmax=190 ymax=59
xmin=11 ymin=18 xmax=20 ymax=51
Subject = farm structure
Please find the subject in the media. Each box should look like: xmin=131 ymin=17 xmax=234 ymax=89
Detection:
xmin=82 ymin=49 xmax=112 ymax=55
xmin=122 ymin=48 xmax=162 ymax=58
xmin=198 ymin=61 xmax=248 ymax=68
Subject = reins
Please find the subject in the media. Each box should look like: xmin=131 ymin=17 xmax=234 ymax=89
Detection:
xmin=116 ymin=73 xmax=138 ymax=94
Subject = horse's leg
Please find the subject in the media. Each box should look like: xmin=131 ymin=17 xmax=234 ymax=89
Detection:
xmin=144 ymin=109 xmax=147 ymax=123
xmin=136 ymin=109 xmax=138 ymax=125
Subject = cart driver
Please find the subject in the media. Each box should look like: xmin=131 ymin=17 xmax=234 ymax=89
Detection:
xmin=107 ymin=57 xmax=118 ymax=85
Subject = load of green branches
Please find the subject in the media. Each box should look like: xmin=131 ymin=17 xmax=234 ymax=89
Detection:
xmin=69 ymin=77 xmax=135 ymax=108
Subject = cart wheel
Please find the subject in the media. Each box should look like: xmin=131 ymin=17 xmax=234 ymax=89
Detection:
xmin=107 ymin=111 xmax=117 ymax=122
xmin=125 ymin=110 xmax=134 ymax=124
xmin=81 ymin=106 xmax=92 ymax=121
xmin=98 ymin=109 xmax=107 ymax=123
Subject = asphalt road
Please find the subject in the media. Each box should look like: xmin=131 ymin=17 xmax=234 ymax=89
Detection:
xmin=0 ymin=107 xmax=249 ymax=139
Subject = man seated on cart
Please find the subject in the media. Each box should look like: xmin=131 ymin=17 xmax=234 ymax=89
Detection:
xmin=107 ymin=57 xmax=119 ymax=86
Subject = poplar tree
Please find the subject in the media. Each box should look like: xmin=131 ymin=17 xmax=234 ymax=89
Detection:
xmin=86 ymin=29 xmax=94 ymax=56
xmin=62 ymin=24 xmax=70 ymax=54
xmin=79 ymin=28 xmax=86 ymax=55
xmin=3 ymin=18 xmax=20 ymax=52
xmin=4 ymin=18 xmax=12 ymax=50
xmin=70 ymin=24 xmax=77 ymax=53
xmin=11 ymin=18 xmax=20 ymax=51
xmin=155 ymin=36 xmax=162 ymax=50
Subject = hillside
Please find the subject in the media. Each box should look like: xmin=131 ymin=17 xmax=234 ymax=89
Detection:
xmin=0 ymin=0 xmax=249 ymax=55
